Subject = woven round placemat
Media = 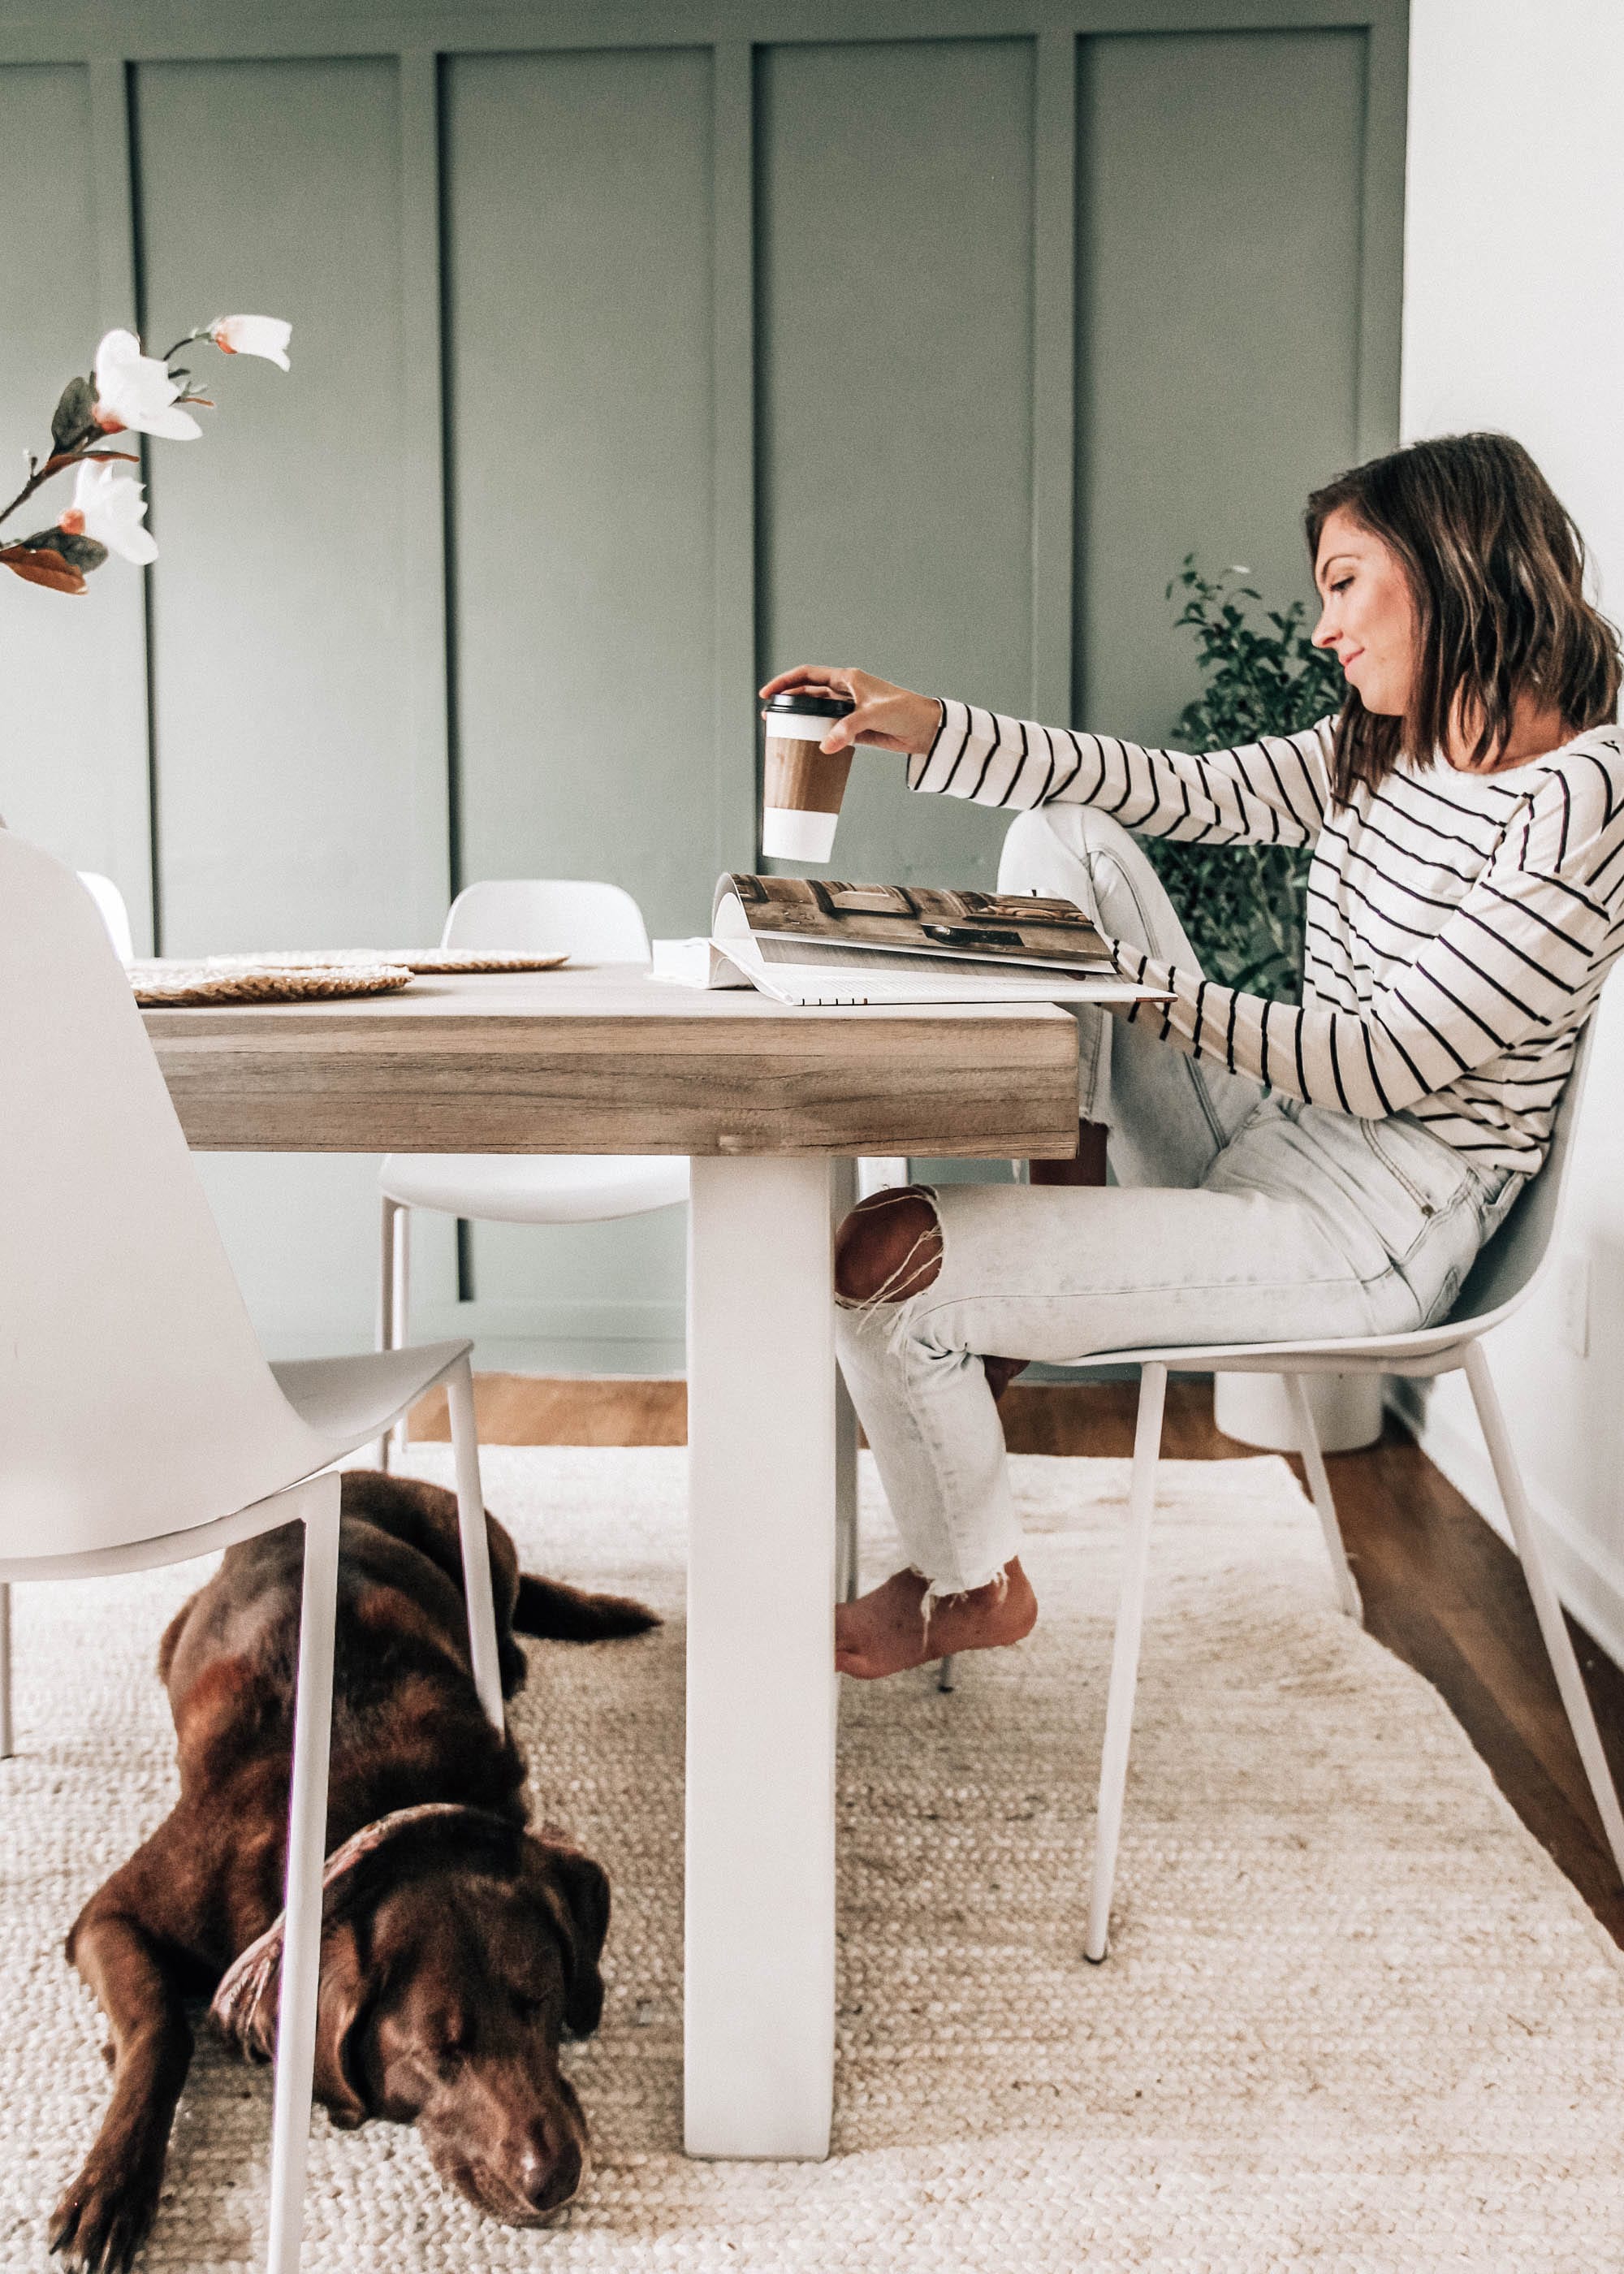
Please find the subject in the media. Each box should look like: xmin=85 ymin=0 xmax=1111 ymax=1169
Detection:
xmin=205 ymin=948 xmax=571 ymax=975
xmin=384 ymin=949 xmax=569 ymax=973
xmin=128 ymin=960 xmax=414 ymax=1006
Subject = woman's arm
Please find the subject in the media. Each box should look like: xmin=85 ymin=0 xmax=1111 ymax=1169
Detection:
xmin=911 ymin=699 xmax=1330 ymax=848
xmin=757 ymin=667 xmax=1332 ymax=848
xmin=1108 ymin=766 xmax=1622 ymax=1118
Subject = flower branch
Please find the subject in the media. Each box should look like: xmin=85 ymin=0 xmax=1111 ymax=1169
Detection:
xmin=2 ymin=314 xmax=291 ymax=596
xmin=0 ymin=447 xmax=140 ymax=534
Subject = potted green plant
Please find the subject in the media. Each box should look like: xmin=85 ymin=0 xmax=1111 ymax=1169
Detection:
xmin=1151 ymin=559 xmax=1382 ymax=1455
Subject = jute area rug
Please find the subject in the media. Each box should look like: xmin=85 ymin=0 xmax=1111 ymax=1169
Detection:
xmin=3 ymin=1446 xmax=1622 ymax=2271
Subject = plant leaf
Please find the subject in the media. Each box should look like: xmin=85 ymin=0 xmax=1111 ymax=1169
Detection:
xmin=0 ymin=543 xmax=88 ymax=594
xmin=50 ymin=374 xmax=96 ymax=451
xmin=34 ymin=527 xmax=108 ymax=573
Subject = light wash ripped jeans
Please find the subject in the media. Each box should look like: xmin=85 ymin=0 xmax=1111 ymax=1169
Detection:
xmin=834 ymin=805 xmax=1524 ymax=1600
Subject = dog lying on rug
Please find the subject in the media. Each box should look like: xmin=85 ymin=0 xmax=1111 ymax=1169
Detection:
xmin=48 ymin=1468 xmax=659 ymax=2274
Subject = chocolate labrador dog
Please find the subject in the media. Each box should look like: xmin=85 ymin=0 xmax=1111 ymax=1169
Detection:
xmin=48 ymin=1468 xmax=658 ymax=2274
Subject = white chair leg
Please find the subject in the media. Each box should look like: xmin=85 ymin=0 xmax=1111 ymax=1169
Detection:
xmin=1465 ymin=1340 xmax=1624 ymax=1883
xmin=374 ymin=1197 xmax=391 ymax=1470
xmin=832 ymin=1160 xmax=863 ymax=1607
xmin=836 ymin=1364 xmax=860 ymax=1606
xmin=1285 ymin=1373 xmax=1363 ymax=1623
xmin=0 ymin=1583 xmax=12 ymax=1759
xmin=382 ymin=1200 xmax=411 ymax=1466
xmin=447 ymin=1355 xmax=504 ymax=1729
xmin=1086 ymin=1360 xmax=1168 ymax=1963
xmin=266 ymin=1472 xmax=342 ymax=2274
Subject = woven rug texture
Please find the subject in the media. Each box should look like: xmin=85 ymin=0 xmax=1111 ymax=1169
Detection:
xmin=2 ymin=1446 xmax=1622 ymax=2272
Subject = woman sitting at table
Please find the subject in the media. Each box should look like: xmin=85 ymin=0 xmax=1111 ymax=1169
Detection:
xmin=763 ymin=431 xmax=1624 ymax=1681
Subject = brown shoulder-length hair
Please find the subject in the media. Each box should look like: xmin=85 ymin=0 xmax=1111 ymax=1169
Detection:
xmin=1304 ymin=433 xmax=1620 ymax=801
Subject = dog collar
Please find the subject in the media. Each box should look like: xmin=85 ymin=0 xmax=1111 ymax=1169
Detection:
xmin=210 ymin=1802 xmax=516 ymax=2053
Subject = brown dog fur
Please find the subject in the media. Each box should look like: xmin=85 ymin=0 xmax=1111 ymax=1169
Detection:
xmin=47 ymin=1468 xmax=658 ymax=2274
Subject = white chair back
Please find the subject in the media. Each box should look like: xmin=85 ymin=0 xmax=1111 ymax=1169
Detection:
xmin=0 ymin=834 xmax=323 ymax=1560
xmin=444 ymin=880 xmax=650 ymax=961
xmin=1445 ymin=1012 xmax=1598 ymax=1332
xmin=76 ymin=871 xmax=136 ymax=962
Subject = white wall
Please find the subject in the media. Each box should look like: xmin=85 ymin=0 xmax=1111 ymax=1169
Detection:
xmin=1397 ymin=0 xmax=1624 ymax=1657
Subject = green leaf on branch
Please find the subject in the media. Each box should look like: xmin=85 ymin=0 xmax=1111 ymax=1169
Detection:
xmin=0 ymin=543 xmax=87 ymax=594
xmin=17 ymin=525 xmax=108 ymax=573
xmin=50 ymin=375 xmax=96 ymax=451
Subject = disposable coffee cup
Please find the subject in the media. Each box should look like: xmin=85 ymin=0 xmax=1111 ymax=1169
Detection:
xmin=762 ymin=690 xmax=857 ymax=861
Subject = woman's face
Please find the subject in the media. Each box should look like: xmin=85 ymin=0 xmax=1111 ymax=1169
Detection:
xmin=1311 ymin=507 xmax=1419 ymax=720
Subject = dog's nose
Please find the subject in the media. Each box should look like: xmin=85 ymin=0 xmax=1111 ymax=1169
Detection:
xmin=517 ymin=2121 xmax=581 ymax=2215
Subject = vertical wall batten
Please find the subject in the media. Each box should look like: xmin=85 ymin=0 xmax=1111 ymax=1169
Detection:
xmin=1354 ymin=16 xmax=1406 ymax=460
xmin=1030 ymin=28 xmax=1077 ymax=724
xmin=88 ymin=56 xmax=158 ymax=953
xmin=399 ymin=48 xmax=456 ymax=933
xmin=713 ymin=41 xmax=759 ymax=877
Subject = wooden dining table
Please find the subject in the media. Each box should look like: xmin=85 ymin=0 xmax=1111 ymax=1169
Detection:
xmin=144 ymin=963 xmax=1079 ymax=2160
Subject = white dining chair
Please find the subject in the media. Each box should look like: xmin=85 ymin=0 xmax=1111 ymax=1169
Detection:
xmin=0 ymin=830 xmax=503 ymax=2274
xmin=76 ymin=870 xmax=136 ymax=962
xmin=376 ymin=880 xmax=689 ymax=1462
xmin=1062 ymin=1011 xmax=1624 ymax=1961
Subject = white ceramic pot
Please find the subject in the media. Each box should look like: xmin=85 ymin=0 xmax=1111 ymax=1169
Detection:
xmin=1212 ymin=1369 xmax=1384 ymax=1454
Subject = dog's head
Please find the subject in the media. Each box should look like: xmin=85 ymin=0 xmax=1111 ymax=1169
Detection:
xmin=214 ymin=1807 xmax=609 ymax=2224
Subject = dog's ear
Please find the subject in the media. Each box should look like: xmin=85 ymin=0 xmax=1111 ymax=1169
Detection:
xmin=312 ymin=1918 xmax=374 ymax=2129
xmin=213 ymin=1915 xmax=374 ymax=2125
xmin=536 ymin=1837 xmax=611 ymax=2039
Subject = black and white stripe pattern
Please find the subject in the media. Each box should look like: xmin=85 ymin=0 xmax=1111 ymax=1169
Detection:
xmin=909 ymin=701 xmax=1624 ymax=1175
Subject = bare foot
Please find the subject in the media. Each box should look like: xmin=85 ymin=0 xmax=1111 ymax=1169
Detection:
xmin=835 ymin=1560 xmax=1036 ymax=1680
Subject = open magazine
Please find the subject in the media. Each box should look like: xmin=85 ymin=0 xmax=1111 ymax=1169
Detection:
xmin=653 ymin=875 xmax=1165 ymax=1008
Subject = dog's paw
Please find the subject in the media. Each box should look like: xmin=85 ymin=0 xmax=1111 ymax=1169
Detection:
xmin=49 ymin=2144 xmax=163 ymax=2274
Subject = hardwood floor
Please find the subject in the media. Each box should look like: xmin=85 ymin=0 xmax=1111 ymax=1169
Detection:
xmin=411 ymin=1372 xmax=1624 ymax=1943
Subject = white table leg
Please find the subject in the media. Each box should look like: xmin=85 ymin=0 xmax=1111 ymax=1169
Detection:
xmin=685 ymin=1155 xmax=838 ymax=2159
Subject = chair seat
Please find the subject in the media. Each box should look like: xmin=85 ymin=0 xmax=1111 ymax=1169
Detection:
xmin=1052 ymin=1333 xmax=1473 ymax=1377
xmin=271 ymin=1339 xmax=472 ymax=1457
xmin=378 ymin=1152 xmax=689 ymax=1224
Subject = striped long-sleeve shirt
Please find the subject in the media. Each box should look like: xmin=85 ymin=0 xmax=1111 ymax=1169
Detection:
xmin=909 ymin=700 xmax=1624 ymax=1176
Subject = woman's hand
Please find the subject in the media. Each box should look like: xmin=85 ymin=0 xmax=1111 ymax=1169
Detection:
xmin=758 ymin=665 xmax=944 ymax=757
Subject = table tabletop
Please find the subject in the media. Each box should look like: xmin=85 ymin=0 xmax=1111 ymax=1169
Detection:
xmin=143 ymin=962 xmax=1081 ymax=1157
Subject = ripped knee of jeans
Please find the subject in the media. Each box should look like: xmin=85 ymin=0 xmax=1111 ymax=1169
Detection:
xmin=834 ymin=1184 xmax=943 ymax=1321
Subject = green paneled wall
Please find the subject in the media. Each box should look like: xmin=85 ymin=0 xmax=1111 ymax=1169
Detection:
xmin=756 ymin=37 xmax=1034 ymax=892
xmin=1077 ymin=28 xmax=1368 ymax=738
xmin=447 ymin=46 xmax=720 ymax=937
xmin=0 ymin=2 xmax=1405 ymax=1371
xmin=137 ymin=58 xmax=429 ymax=953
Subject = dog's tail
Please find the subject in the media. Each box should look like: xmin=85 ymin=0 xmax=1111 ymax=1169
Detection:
xmin=513 ymin=1574 xmax=661 ymax=1642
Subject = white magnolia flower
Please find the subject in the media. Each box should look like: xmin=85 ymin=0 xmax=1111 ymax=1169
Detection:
xmin=209 ymin=314 xmax=292 ymax=371
xmin=62 ymin=461 xmax=158 ymax=566
xmin=92 ymin=328 xmax=201 ymax=442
